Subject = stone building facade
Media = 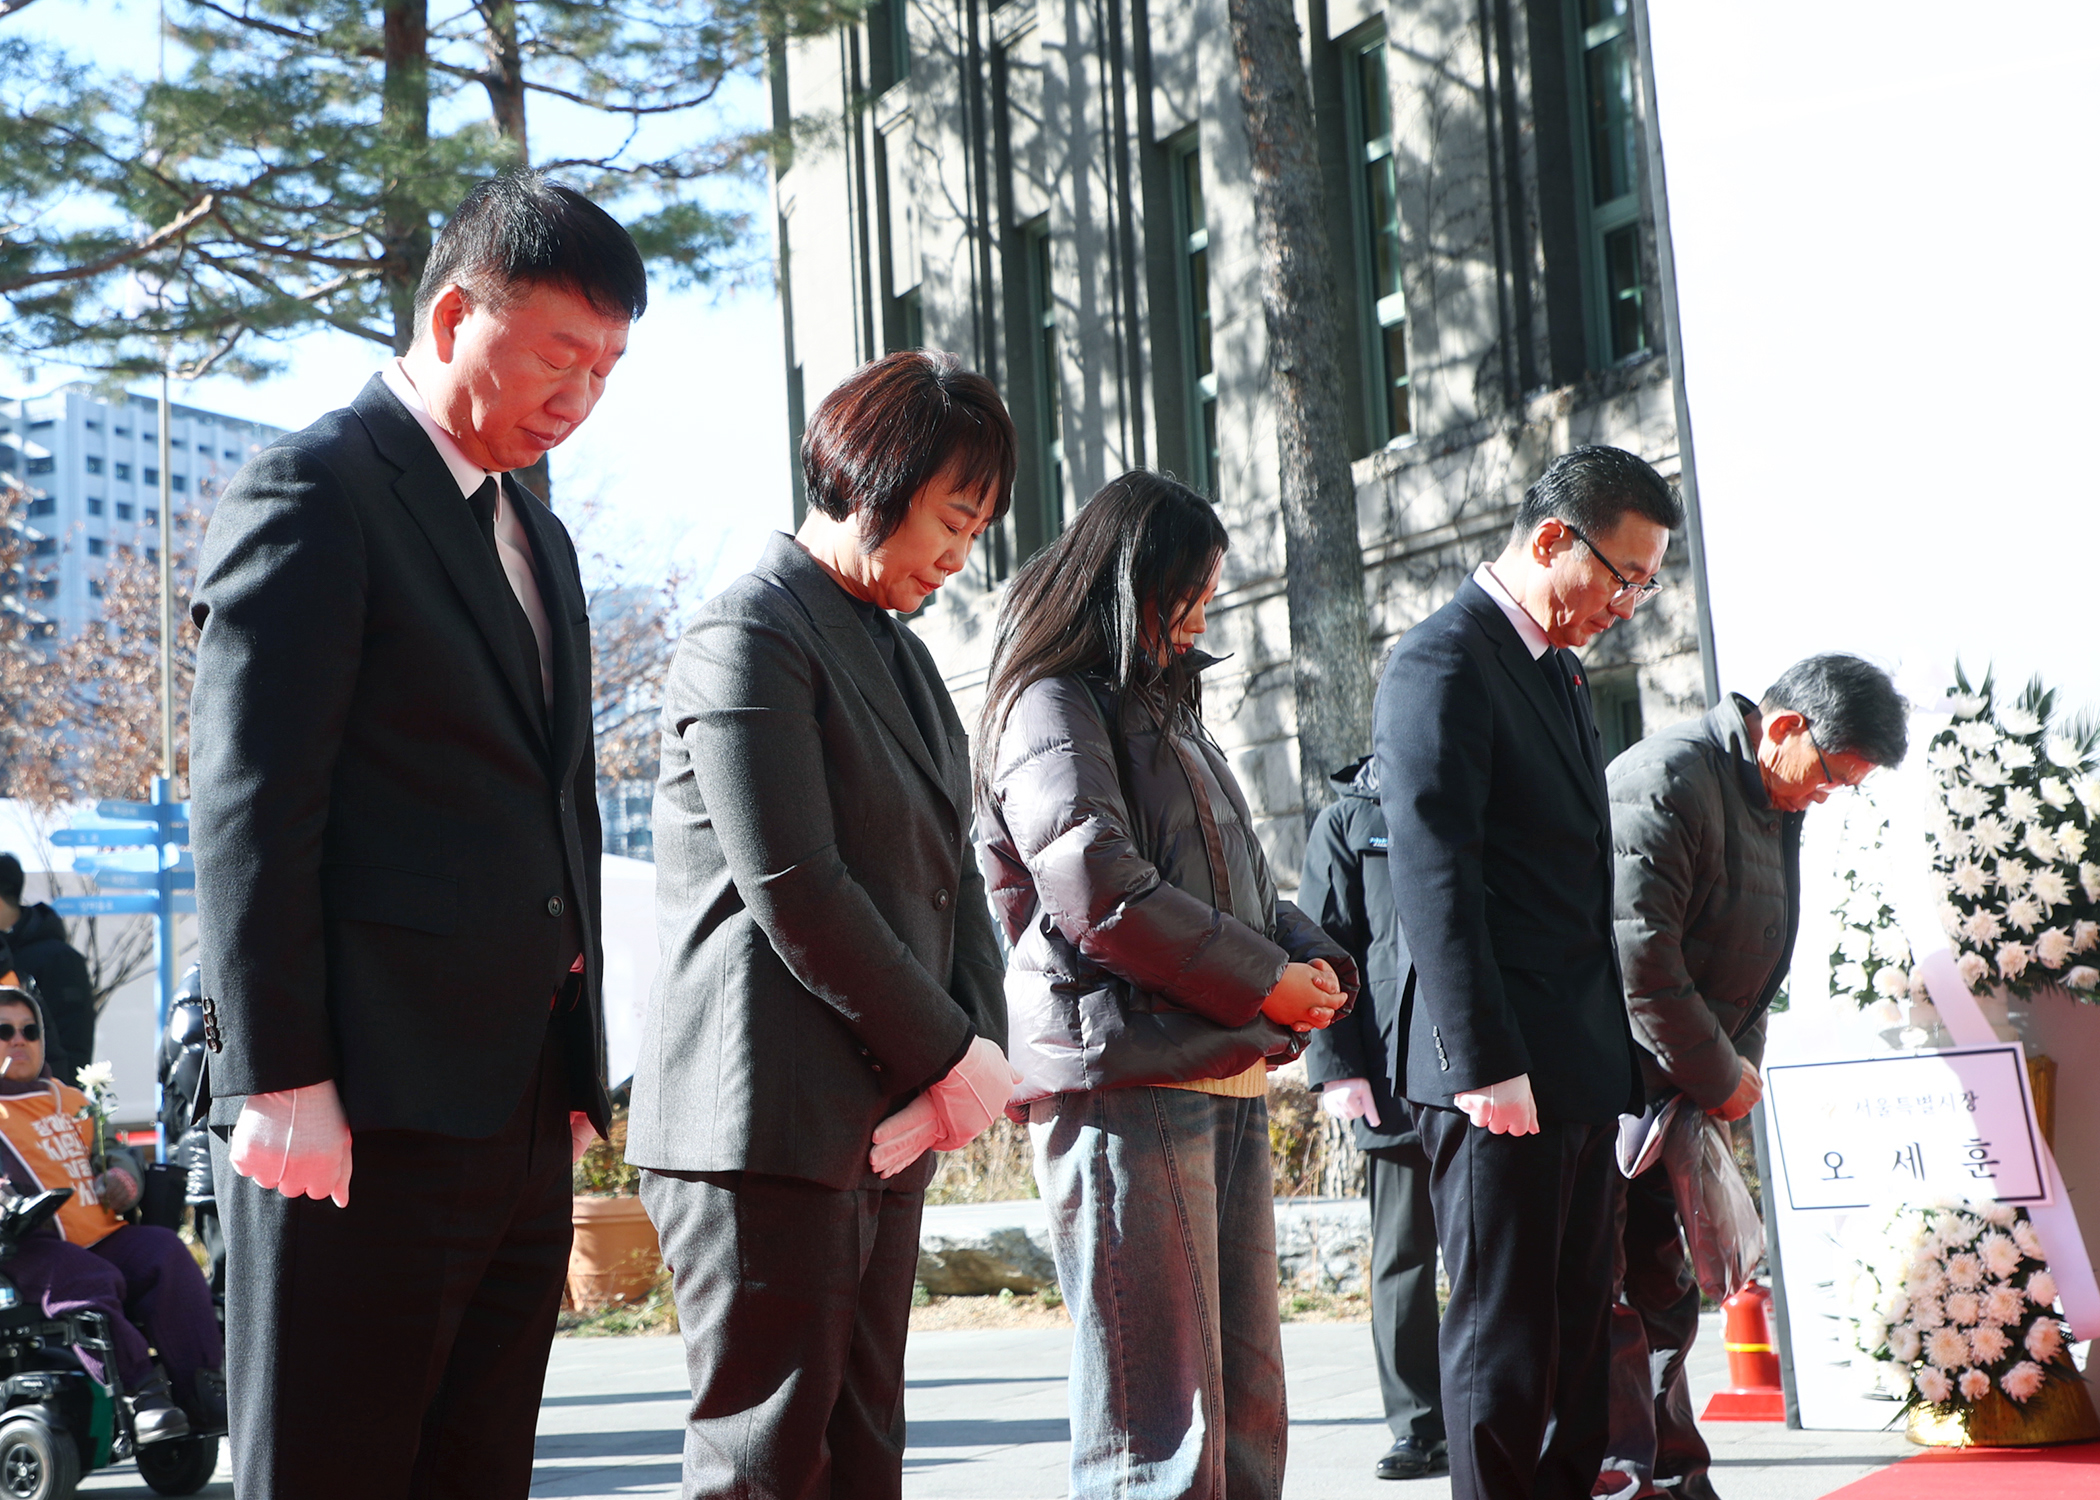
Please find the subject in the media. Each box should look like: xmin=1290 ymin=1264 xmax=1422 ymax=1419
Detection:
xmin=769 ymin=0 xmax=1708 ymax=878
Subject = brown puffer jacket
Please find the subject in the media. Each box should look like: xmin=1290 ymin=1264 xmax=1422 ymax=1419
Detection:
xmin=977 ymin=667 xmax=1358 ymax=1111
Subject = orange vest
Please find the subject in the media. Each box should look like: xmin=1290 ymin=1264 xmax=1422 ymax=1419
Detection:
xmin=0 ymin=1083 xmax=125 ymax=1248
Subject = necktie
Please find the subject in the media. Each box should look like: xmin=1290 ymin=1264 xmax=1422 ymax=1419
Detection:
xmin=468 ymin=477 xmax=550 ymax=727
xmin=1539 ymin=648 xmax=1600 ymax=775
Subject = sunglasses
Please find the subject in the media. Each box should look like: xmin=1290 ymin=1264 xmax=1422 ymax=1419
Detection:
xmin=0 ymin=1024 xmax=40 ymax=1043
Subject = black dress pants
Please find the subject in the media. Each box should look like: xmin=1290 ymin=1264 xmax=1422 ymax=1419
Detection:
xmin=1601 ymin=1162 xmax=1709 ymax=1494
xmin=1367 ymin=1142 xmax=1445 ymax=1445
xmin=213 ymin=1028 xmax=574 ymax=1500
xmin=1413 ymin=1104 xmax=1619 ymax=1500
xmin=641 ymin=1166 xmax=925 ymax=1500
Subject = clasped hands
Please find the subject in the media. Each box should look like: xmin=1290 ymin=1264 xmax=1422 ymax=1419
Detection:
xmin=230 ymin=1080 xmax=600 ymax=1208
xmin=869 ymin=1035 xmax=1021 ymax=1179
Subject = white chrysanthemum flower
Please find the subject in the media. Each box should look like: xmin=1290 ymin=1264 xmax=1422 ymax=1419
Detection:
xmin=1873 ymin=926 xmax=1911 ymax=963
xmin=2006 ymin=896 xmax=2043 ymax=933
xmin=1870 ymin=998 xmax=1904 ymax=1024
xmin=1969 ymin=1324 xmax=2011 ymax=1365
xmin=1957 ymin=952 xmax=1991 ymax=988
xmin=2078 ymin=776 xmax=2100 ymax=812
xmin=1916 ymin=1367 xmax=1954 ymax=1405
xmin=1945 ymin=1290 xmax=1983 ymax=1325
xmin=1971 ymin=816 xmax=2013 ymax=853
xmin=1956 ymin=720 xmax=2000 ymax=750
xmin=1946 ymin=693 xmax=1988 ymax=720
xmin=2031 ymin=869 xmax=2072 ymax=908
xmin=2083 ymin=863 xmax=2100 ymax=903
xmin=1833 ymin=962 xmax=1869 ymax=996
xmin=1840 ymin=927 xmax=1873 ymax=962
xmin=1929 ymin=742 xmax=1967 ymax=772
xmin=2040 ymin=777 xmax=2075 ymax=809
xmin=1958 ymin=1368 xmax=1992 ymax=1402
xmin=1950 ymin=861 xmax=1989 ymax=897
xmin=2035 ymin=928 xmax=2073 ymax=968
xmin=2001 ymin=1361 xmax=2046 ymax=1402
xmin=1982 ymin=1202 xmax=2019 ymax=1228
xmin=2022 ymin=824 xmax=2059 ymax=863
xmin=2063 ymin=824 xmax=2092 ymax=861
xmin=1939 ymin=904 xmax=1966 ymax=940
xmin=2013 ymin=1220 xmax=2045 ymax=1258
xmin=1947 ymin=784 xmax=1991 ymax=819
xmin=2002 ymin=741 xmax=2039 ymax=771
xmin=2070 ymin=966 xmax=2100 ymax=991
xmin=2000 ymin=705 xmax=2043 ymax=735
xmin=1946 ymin=1252 xmax=1985 ymax=1290
xmin=1926 ymin=1326 xmax=1971 ymax=1367
xmin=2045 ymin=733 xmax=2084 ymax=767
xmin=75 ymin=1061 xmax=115 ymax=1092
xmin=1858 ymin=1312 xmax=1889 ymax=1350
xmin=1968 ymin=757 xmax=2009 ymax=789
xmin=1979 ymin=1233 xmax=2022 ymax=1279
xmin=2028 ymin=1271 xmax=2059 ymax=1308
xmin=1912 ymin=1295 xmax=1947 ymax=1331
xmin=1963 ymin=909 xmax=2005 ymax=944
xmin=1888 ymin=1323 xmax=1922 ymax=1364
xmin=1873 ymin=966 xmax=1910 ymax=1000
xmin=1998 ymin=941 xmax=2034 ymax=979
xmin=2025 ymin=1317 xmax=2064 ymax=1363
xmin=2074 ymin=921 xmax=2100 ymax=954
xmin=1984 ymin=1284 xmax=2027 ymax=1325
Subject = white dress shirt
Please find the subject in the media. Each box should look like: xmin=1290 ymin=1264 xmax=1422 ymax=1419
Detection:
xmin=381 ymin=361 xmax=555 ymax=707
xmin=1472 ymin=561 xmax=1550 ymax=661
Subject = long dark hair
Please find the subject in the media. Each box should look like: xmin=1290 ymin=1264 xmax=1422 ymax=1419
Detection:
xmin=975 ymin=471 xmax=1228 ymax=800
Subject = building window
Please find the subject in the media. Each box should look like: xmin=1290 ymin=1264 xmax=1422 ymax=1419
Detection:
xmin=143 ymin=467 xmax=159 ymax=486
xmin=30 ymin=538 xmax=55 ymax=557
xmin=145 ymin=508 xmax=158 ymax=525
xmin=25 ymin=456 xmax=53 ymax=476
xmin=27 ymin=498 xmax=54 ymax=518
xmin=223 ymin=449 xmax=238 ymax=460
xmin=114 ymin=462 xmax=131 ymax=482
xmin=1170 ymin=139 xmax=1217 ymax=495
xmin=146 ymin=547 xmax=159 ymax=564
xmin=87 ymin=498 xmax=104 ymax=516
xmin=114 ymin=426 xmax=130 ymax=438
xmin=87 ymin=538 xmax=106 ymax=557
xmin=1571 ymin=0 xmax=1647 ymax=363
xmin=84 ymin=456 xmax=104 ymax=475
xmin=1345 ymin=36 xmax=1411 ymax=445
xmin=89 ymin=579 xmax=104 ymax=598
xmin=85 ymin=419 xmax=100 ymax=432
xmin=116 ymin=502 xmax=134 ymax=521
xmin=1590 ymin=667 xmax=1644 ymax=764
xmin=1027 ymin=221 xmax=1064 ymax=535
xmin=894 ymin=286 xmax=923 ymax=351
xmin=171 ymin=474 xmax=188 ymax=492
xmin=27 ymin=420 xmax=51 ymax=432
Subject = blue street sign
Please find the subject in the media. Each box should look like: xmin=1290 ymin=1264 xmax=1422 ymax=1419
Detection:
xmin=67 ymin=851 xmax=193 ymax=876
xmin=50 ymin=826 xmax=159 ymax=848
xmin=95 ymin=800 xmax=156 ymax=822
xmin=50 ymin=893 xmax=161 ymax=917
xmin=91 ymin=869 xmax=195 ymax=892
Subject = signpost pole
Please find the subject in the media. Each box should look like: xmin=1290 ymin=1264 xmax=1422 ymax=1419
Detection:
xmin=152 ymin=778 xmax=177 ymax=1163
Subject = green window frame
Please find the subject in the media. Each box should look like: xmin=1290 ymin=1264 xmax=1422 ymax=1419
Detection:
xmin=1169 ymin=138 xmax=1217 ymax=496
xmin=1569 ymin=0 xmax=1648 ymax=364
xmin=1027 ymin=220 xmax=1066 ymax=537
xmin=1343 ymin=34 xmax=1410 ymax=446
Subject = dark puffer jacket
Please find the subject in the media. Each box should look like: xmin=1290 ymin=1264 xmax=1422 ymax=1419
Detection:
xmin=1607 ymin=694 xmax=1803 ymax=1109
xmin=978 ymin=667 xmax=1358 ymax=1110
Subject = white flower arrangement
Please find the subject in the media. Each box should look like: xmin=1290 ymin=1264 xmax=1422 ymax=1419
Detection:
xmin=72 ymin=1060 xmax=117 ymax=1166
xmin=1844 ymin=1200 xmax=2076 ymax=1415
xmin=1925 ymin=666 xmax=2100 ymax=1004
xmin=1830 ymin=800 xmax=1920 ymax=1014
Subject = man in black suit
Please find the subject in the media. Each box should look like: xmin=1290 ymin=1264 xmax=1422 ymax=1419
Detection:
xmin=189 ymin=171 xmax=643 ymax=1498
xmin=1374 ymin=447 xmax=1683 ymax=1500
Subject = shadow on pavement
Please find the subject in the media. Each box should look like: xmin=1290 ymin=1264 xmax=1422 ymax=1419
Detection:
xmin=541 ymin=1389 xmax=690 ymax=1408
xmin=906 ymin=1416 xmax=1072 ymax=1449
xmin=536 ymin=1428 xmax=684 ymax=1460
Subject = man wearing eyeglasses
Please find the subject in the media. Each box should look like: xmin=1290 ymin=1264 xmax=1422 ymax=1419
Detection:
xmin=1374 ymin=445 xmax=1679 ymax=1500
xmin=1599 ymin=654 xmax=1907 ymax=1500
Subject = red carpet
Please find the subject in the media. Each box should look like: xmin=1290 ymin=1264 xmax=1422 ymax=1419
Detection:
xmin=1822 ymin=1440 xmax=2100 ymax=1498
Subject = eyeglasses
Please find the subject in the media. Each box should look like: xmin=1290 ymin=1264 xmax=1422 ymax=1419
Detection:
xmin=0 ymin=1024 xmax=41 ymax=1043
xmin=1807 ymin=728 xmax=1871 ymax=793
xmin=1562 ymin=521 xmax=1664 ymax=605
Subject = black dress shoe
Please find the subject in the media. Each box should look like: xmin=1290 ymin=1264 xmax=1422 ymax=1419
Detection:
xmin=1375 ymin=1437 xmax=1449 ymax=1480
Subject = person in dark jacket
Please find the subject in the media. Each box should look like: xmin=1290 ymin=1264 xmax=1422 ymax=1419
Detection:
xmin=0 ymin=854 xmax=94 ymax=1085
xmin=1600 ymin=655 xmax=1906 ymax=1500
xmin=978 ymin=471 xmax=1358 ymax=1500
xmin=630 ymin=350 xmax=1016 ymax=1499
xmin=1302 ymin=756 xmax=1446 ymax=1482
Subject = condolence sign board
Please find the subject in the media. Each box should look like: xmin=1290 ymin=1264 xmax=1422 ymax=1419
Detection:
xmin=1764 ymin=1046 xmax=2049 ymax=1211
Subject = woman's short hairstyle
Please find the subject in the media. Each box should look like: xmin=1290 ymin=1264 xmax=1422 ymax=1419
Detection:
xmin=801 ymin=350 xmax=1016 ymax=550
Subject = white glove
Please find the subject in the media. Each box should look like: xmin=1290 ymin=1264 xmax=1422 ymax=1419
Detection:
xmin=869 ymin=1036 xmax=1021 ymax=1179
xmin=1317 ymin=1078 xmax=1382 ymax=1129
xmin=229 ymin=1079 xmax=354 ymax=1207
xmin=1454 ymin=1072 xmax=1539 ymax=1135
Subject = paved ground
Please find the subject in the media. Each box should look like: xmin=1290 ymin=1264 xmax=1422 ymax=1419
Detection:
xmin=74 ymin=1313 xmax=1916 ymax=1497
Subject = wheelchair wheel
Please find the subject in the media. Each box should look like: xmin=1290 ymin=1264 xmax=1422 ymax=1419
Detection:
xmin=0 ymin=1416 xmax=77 ymax=1500
xmin=134 ymin=1434 xmax=218 ymax=1496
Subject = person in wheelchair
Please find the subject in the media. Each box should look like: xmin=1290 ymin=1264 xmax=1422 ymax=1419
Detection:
xmin=0 ymin=986 xmax=222 ymax=1443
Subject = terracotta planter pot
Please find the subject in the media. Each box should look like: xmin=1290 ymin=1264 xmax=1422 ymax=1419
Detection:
xmin=567 ymin=1194 xmax=662 ymax=1312
xmin=1905 ymin=1358 xmax=2100 ymax=1448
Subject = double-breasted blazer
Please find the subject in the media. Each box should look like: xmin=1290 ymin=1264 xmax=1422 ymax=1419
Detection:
xmin=626 ymin=532 xmax=1007 ymax=1192
xmin=189 ymin=374 xmax=610 ymax=1138
xmin=1373 ymin=577 xmax=1643 ymax=1124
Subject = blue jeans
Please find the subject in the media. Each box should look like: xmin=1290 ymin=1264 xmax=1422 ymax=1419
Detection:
xmin=1030 ymin=1086 xmax=1287 ymax=1500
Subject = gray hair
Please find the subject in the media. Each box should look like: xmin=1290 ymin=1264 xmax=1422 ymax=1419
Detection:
xmin=1761 ymin=654 xmax=1909 ymax=768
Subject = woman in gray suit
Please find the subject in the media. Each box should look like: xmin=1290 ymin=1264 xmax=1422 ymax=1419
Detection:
xmin=629 ymin=350 xmax=1017 ymax=1498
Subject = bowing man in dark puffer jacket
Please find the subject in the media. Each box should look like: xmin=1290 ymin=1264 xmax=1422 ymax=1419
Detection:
xmin=976 ymin=471 xmax=1359 ymax=1500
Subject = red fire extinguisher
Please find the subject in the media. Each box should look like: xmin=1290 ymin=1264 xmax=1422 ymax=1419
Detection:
xmin=1701 ymin=1282 xmax=1785 ymax=1421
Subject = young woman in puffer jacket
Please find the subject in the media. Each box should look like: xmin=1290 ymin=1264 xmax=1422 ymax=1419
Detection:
xmin=975 ymin=470 xmax=1360 ymax=1499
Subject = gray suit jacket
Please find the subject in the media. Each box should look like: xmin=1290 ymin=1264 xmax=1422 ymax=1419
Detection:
xmin=626 ymin=532 xmax=1007 ymax=1190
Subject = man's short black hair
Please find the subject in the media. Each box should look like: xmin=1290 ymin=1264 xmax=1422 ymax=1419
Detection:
xmin=1512 ymin=445 xmax=1685 ymax=543
xmin=0 ymin=855 xmax=20 ymax=907
xmin=1762 ymin=654 xmax=1910 ymax=768
xmin=413 ymin=169 xmax=648 ymax=332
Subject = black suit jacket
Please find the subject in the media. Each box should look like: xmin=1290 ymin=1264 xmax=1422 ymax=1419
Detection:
xmin=625 ymin=533 xmax=1007 ymax=1191
xmin=1373 ymin=578 xmax=1641 ymax=1124
xmin=190 ymin=374 xmax=610 ymax=1138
